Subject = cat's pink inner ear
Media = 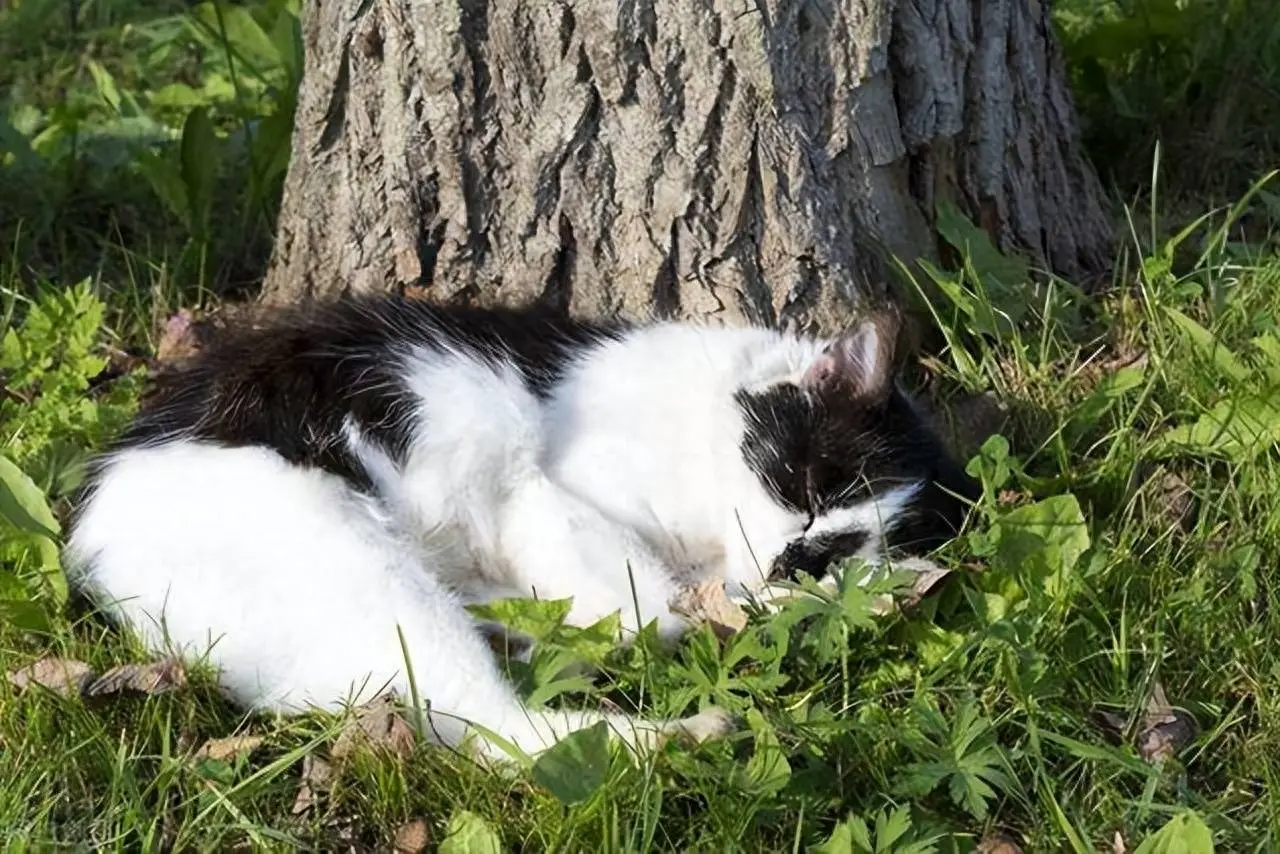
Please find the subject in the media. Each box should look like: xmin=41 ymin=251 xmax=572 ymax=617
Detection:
xmin=802 ymin=314 xmax=897 ymax=401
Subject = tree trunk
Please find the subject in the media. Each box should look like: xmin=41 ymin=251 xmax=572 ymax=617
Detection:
xmin=262 ymin=0 xmax=1111 ymax=332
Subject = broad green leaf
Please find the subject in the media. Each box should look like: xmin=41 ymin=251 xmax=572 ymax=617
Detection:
xmin=137 ymin=149 xmax=191 ymax=226
xmin=86 ymin=60 xmax=122 ymax=113
xmin=966 ymin=434 xmax=1013 ymax=489
xmin=873 ymin=807 xmax=914 ymax=852
xmin=180 ymin=107 xmax=220 ymax=238
xmin=270 ymin=9 xmax=304 ymax=84
xmin=811 ymin=814 xmax=868 ymax=853
xmin=1163 ymin=307 xmax=1249 ymax=383
xmin=1069 ymin=362 xmax=1148 ymax=434
xmin=190 ymin=3 xmax=282 ymax=71
xmin=992 ymin=494 xmax=1090 ymax=598
xmin=439 ymin=810 xmax=504 ymax=854
xmin=530 ymin=720 xmax=611 ymax=804
xmin=1161 ymin=394 xmax=1280 ymax=461
xmin=0 ymin=456 xmax=60 ymax=540
xmin=0 ymin=598 xmax=51 ymax=633
xmin=1251 ymin=333 xmax=1280 ymax=386
xmin=935 ymin=200 xmax=1029 ymax=290
xmin=465 ymin=597 xmax=572 ymax=641
xmin=743 ymin=708 xmax=791 ymax=794
xmin=894 ymin=761 xmax=950 ymax=798
xmin=917 ymin=259 xmax=1015 ymax=339
xmin=559 ymin=610 xmax=622 ymax=662
xmin=1133 ymin=811 xmax=1214 ymax=854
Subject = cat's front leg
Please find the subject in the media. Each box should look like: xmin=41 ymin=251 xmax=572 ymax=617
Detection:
xmin=496 ymin=476 xmax=691 ymax=640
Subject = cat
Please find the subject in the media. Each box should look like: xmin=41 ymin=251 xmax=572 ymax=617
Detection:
xmin=65 ymin=296 xmax=978 ymax=762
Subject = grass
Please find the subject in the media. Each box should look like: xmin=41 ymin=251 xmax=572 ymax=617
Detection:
xmin=3 ymin=0 xmax=1280 ymax=850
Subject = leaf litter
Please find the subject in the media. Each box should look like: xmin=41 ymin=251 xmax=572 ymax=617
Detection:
xmin=86 ymin=657 xmax=186 ymax=696
xmin=289 ymin=692 xmax=418 ymax=818
xmin=394 ymin=818 xmax=430 ymax=853
xmin=7 ymin=657 xmax=95 ymax=697
xmin=668 ymin=579 xmax=749 ymax=638
xmin=330 ymin=692 xmax=417 ymax=761
xmin=1095 ymin=680 xmax=1198 ymax=764
xmin=290 ymin=755 xmax=334 ymax=816
xmin=976 ymin=833 xmax=1024 ymax=854
xmin=8 ymin=655 xmax=185 ymax=698
xmin=669 ymin=559 xmax=953 ymax=635
xmin=192 ymin=734 xmax=266 ymax=762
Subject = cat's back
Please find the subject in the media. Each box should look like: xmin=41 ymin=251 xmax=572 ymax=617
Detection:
xmin=112 ymin=296 xmax=624 ymax=486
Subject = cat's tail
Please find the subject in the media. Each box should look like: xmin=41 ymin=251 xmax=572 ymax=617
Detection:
xmin=66 ymin=440 xmax=733 ymax=762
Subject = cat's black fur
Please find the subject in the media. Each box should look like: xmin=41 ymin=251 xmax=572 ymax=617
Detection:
xmin=737 ymin=380 xmax=978 ymax=577
xmin=116 ymin=297 xmax=626 ymax=490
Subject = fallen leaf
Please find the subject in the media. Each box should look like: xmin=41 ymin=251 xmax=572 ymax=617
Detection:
xmin=291 ymin=755 xmax=333 ymax=816
xmin=394 ymin=818 xmax=430 ymax=853
xmin=893 ymin=556 xmax=954 ymax=609
xmin=997 ymin=489 xmax=1032 ymax=507
xmin=155 ymin=309 xmax=202 ymax=363
xmin=1158 ymin=470 xmax=1196 ymax=531
xmin=862 ymin=557 xmax=953 ymax=616
xmin=193 ymin=734 xmax=265 ymax=762
xmin=1100 ymin=347 xmax=1149 ymax=376
xmin=331 ymin=693 xmax=416 ymax=761
xmin=1093 ymin=708 xmax=1129 ymax=742
xmin=1095 ymin=681 xmax=1197 ymax=764
xmin=976 ymin=833 xmax=1023 ymax=853
xmin=668 ymin=579 xmax=749 ymax=638
xmin=1137 ymin=681 xmax=1197 ymax=764
xmin=1112 ymin=831 xmax=1127 ymax=854
xmin=8 ymin=657 xmax=95 ymax=697
xmin=87 ymin=657 xmax=186 ymax=697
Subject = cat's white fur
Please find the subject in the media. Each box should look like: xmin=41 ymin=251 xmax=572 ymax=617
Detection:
xmin=66 ymin=321 xmax=921 ymax=760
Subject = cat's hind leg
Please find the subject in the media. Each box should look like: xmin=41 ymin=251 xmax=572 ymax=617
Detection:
xmin=67 ymin=442 xmax=731 ymax=761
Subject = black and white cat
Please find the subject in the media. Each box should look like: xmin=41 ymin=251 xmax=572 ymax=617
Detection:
xmin=66 ymin=297 xmax=977 ymax=761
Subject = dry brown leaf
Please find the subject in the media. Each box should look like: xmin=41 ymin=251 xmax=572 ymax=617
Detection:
xmin=1096 ymin=682 xmax=1197 ymax=764
xmin=1158 ymin=471 xmax=1196 ymax=531
xmin=864 ymin=558 xmax=953 ymax=616
xmin=1093 ymin=708 xmax=1129 ymax=742
xmin=1137 ymin=681 xmax=1197 ymax=764
xmin=291 ymin=755 xmax=334 ymax=816
xmin=896 ymin=557 xmax=953 ymax=609
xmin=87 ymin=657 xmax=186 ymax=697
xmin=331 ymin=694 xmax=417 ymax=761
xmin=155 ymin=309 xmax=202 ymax=364
xmin=193 ymin=735 xmax=265 ymax=762
xmin=1113 ymin=831 xmax=1127 ymax=854
xmin=8 ymin=657 xmax=95 ymax=697
xmin=997 ymin=489 xmax=1032 ymax=507
xmin=668 ymin=579 xmax=749 ymax=639
xmin=1100 ymin=348 xmax=1149 ymax=376
xmin=393 ymin=819 xmax=430 ymax=853
xmin=975 ymin=833 xmax=1023 ymax=854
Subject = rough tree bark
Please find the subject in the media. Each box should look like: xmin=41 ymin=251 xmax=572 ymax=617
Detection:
xmin=261 ymin=0 xmax=1111 ymax=332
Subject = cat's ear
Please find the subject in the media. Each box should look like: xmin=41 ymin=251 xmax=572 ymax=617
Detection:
xmin=801 ymin=312 xmax=899 ymax=403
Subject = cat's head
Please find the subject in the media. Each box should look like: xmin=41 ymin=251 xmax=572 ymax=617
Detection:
xmin=734 ymin=312 xmax=979 ymax=580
